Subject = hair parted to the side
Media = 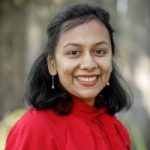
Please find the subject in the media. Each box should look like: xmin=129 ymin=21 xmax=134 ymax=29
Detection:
xmin=24 ymin=3 xmax=132 ymax=115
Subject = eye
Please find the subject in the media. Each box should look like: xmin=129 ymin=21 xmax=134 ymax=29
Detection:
xmin=70 ymin=50 xmax=80 ymax=55
xmin=66 ymin=50 xmax=81 ymax=58
xmin=94 ymin=49 xmax=106 ymax=57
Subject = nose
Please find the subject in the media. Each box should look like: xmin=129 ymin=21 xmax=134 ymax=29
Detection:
xmin=80 ymin=52 xmax=97 ymax=71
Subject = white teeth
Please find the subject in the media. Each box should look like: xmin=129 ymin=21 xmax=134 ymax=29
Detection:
xmin=77 ymin=76 xmax=97 ymax=82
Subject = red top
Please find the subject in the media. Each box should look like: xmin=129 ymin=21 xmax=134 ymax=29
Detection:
xmin=5 ymin=97 xmax=131 ymax=150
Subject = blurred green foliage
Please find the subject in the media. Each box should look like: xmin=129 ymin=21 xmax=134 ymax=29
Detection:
xmin=0 ymin=109 xmax=25 ymax=149
xmin=121 ymin=115 xmax=147 ymax=150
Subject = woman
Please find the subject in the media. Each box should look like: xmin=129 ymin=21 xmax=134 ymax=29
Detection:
xmin=5 ymin=3 xmax=132 ymax=150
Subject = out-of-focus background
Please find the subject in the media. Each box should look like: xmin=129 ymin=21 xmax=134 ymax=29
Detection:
xmin=0 ymin=0 xmax=149 ymax=149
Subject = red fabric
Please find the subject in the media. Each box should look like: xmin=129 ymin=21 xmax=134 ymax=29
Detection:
xmin=5 ymin=97 xmax=131 ymax=150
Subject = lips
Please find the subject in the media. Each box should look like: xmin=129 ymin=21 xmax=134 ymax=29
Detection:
xmin=76 ymin=75 xmax=99 ymax=87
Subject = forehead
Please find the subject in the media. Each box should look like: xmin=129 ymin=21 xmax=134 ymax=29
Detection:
xmin=57 ymin=20 xmax=110 ymax=46
xmin=61 ymin=16 xmax=108 ymax=34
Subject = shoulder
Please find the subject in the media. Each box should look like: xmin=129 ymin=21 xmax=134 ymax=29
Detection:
xmin=11 ymin=107 xmax=67 ymax=131
xmin=112 ymin=115 xmax=129 ymax=134
xmin=112 ymin=115 xmax=131 ymax=148
xmin=5 ymin=108 xmax=67 ymax=149
xmin=7 ymin=107 xmax=71 ymax=137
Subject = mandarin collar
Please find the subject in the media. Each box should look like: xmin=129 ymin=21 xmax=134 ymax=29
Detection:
xmin=72 ymin=96 xmax=107 ymax=118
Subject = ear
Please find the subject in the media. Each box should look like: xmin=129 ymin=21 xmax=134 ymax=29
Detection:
xmin=47 ymin=55 xmax=57 ymax=76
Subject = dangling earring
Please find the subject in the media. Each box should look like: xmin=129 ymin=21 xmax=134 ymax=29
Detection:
xmin=51 ymin=76 xmax=55 ymax=89
xmin=106 ymin=82 xmax=110 ymax=86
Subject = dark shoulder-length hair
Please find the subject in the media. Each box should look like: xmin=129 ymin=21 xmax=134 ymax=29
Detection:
xmin=24 ymin=3 xmax=132 ymax=115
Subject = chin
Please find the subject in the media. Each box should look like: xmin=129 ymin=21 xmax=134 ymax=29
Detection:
xmin=80 ymin=91 xmax=100 ymax=98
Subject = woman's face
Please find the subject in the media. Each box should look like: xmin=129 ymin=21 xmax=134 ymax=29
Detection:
xmin=48 ymin=20 xmax=112 ymax=106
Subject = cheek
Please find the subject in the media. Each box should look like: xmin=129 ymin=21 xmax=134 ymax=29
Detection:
xmin=99 ymin=57 xmax=112 ymax=72
xmin=56 ymin=58 xmax=79 ymax=74
xmin=108 ymin=61 xmax=113 ymax=73
xmin=107 ymin=63 xmax=112 ymax=76
xmin=56 ymin=60 xmax=76 ymax=83
xmin=106 ymin=56 xmax=112 ymax=71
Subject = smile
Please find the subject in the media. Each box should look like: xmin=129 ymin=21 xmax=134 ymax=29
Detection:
xmin=77 ymin=76 xmax=97 ymax=82
xmin=76 ymin=75 xmax=99 ymax=87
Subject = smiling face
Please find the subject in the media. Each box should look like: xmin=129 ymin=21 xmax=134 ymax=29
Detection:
xmin=47 ymin=20 xmax=112 ymax=106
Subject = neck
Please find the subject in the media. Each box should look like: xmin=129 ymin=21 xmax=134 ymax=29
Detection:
xmin=74 ymin=96 xmax=95 ymax=106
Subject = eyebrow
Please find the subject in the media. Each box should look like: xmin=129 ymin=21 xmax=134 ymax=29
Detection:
xmin=63 ymin=41 xmax=110 ymax=48
xmin=94 ymin=41 xmax=110 ymax=46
